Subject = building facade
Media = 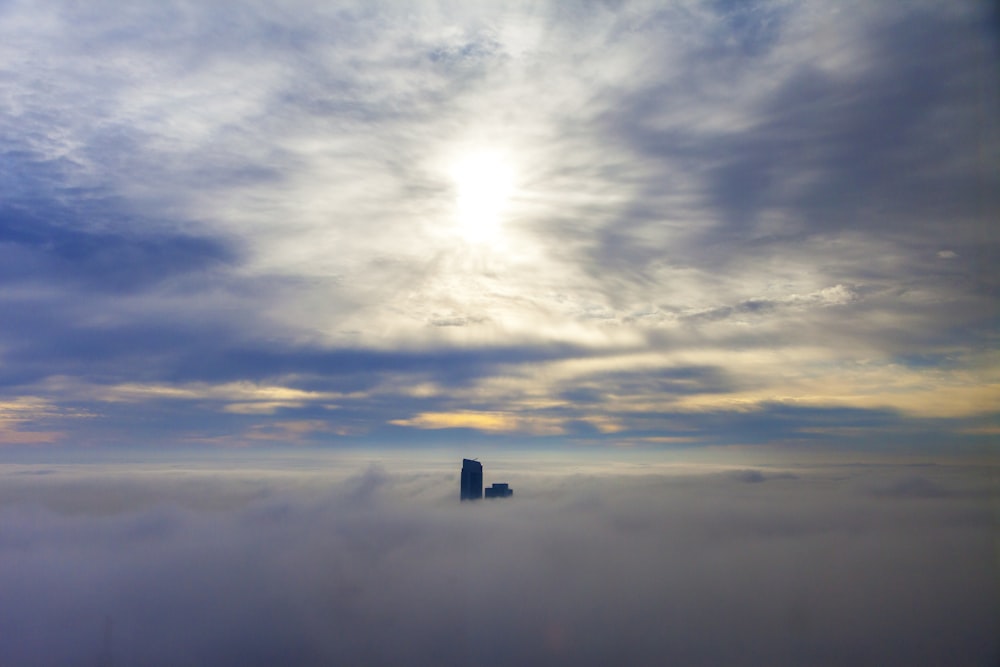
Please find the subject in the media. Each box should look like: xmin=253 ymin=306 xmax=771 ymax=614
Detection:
xmin=484 ymin=482 xmax=513 ymax=499
xmin=460 ymin=458 xmax=483 ymax=501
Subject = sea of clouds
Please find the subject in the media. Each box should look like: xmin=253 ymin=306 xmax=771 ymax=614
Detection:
xmin=0 ymin=453 xmax=996 ymax=666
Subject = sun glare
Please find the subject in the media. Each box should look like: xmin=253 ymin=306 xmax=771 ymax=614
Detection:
xmin=449 ymin=151 xmax=515 ymax=243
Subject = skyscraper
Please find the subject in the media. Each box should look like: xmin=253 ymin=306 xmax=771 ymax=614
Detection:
xmin=460 ymin=458 xmax=483 ymax=501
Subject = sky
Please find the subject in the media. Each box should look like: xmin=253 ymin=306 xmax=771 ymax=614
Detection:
xmin=1 ymin=0 xmax=999 ymax=456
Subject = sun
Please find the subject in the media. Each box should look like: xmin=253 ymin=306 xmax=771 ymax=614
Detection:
xmin=448 ymin=151 xmax=515 ymax=243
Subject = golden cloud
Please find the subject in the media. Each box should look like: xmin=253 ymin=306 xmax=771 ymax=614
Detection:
xmin=390 ymin=411 xmax=565 ymax=435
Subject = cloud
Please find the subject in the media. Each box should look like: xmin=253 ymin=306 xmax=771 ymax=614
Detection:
xmin=390 ymin=410 xmax=566 ymax=436
xmin=871 ymin=475 xmax=951 ymax=499
xmin=0 ymin=204 xmax=236 ymax=293
xmin=0 ymin=0 xmax=996 ymax=449
xmin=0 ymin=456 xmax=995 ymax=666
xmin=0 ymin=397 xmax=90 ymax=445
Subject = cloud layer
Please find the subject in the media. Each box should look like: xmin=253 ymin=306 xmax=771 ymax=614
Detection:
xmin=0 ymin=455 xmax=996 ymax=666
xmin=0 ymin=0 xmax=997 ymax=449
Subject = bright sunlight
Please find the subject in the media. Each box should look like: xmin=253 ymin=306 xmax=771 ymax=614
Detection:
xmin=449 ymin=151 xmax=515 ymax=243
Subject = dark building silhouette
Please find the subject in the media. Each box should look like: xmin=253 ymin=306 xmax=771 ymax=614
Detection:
xmin=460 ymin=458 xmax=482 ymax=501
xmin=485 ymin=482 xmax=513 ymax=499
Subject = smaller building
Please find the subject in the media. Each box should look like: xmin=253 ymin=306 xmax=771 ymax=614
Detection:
xmin=484 ymin=482 xmax=513 ymax=499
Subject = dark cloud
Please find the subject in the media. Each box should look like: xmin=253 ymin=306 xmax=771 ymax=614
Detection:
xmin=558 ymin=365 xmax=734 ymax=403
xmin=871 ymin=475 xmax=952 ymax=499
xmin=732 ymin=468 xmax=766 ymax=483
xmin=167 ymin=343 xmax=590 ymax=387
xmin=0 ymin=458 xmax=995 ymax=666
xmin=588 ymin=1 xmax=998 ymax=293
xmin=0 ymin=204 xmax=235 ymax=292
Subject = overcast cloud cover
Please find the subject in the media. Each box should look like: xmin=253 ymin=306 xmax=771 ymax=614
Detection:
xmin=1 ymin=455 xmax=997 ymax=666
xmin=0 ymin=0 xmax=997 ymax=452
xmin=2 ymin=4 xmax=999 ymax=661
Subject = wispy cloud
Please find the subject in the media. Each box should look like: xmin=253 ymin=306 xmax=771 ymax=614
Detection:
xmin=0 ymin=0 xmax=996 ymax=451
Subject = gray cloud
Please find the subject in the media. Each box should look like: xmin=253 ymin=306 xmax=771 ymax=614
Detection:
xmin=0 ymin=457 xmax=996 ymax=666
